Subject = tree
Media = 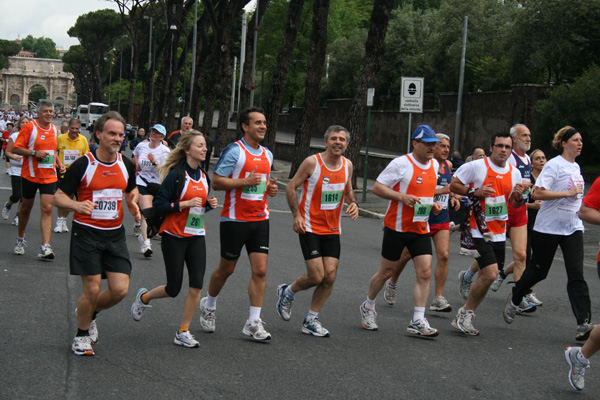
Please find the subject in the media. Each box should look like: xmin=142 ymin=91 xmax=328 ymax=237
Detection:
xmin=67 ymin=9 xmax=125 ymax=102
xmin=290 ymin=0 xmax=331 ymax=177
xmin=533 ymin=64 xmax=600 ymax=165
xmin=263 ymin=0 xmax=306 ymax=153
xmin=20 ymin=35 xmax=60 ymax=59
xmin=63 ymin=45 xmax=94 ymax=105
xmin=345 ymin=0 xmax=395 ymax=187
xmin=0 ymin=39 xmax=20 ymax=70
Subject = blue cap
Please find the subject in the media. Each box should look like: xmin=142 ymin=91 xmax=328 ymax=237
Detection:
xmin=151 ymin=124 xmax=166 ymax=136
xmin=411 ymin=125 xmax=440 ymax=142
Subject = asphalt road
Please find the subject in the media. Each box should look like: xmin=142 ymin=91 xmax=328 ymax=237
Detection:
xmin=1 ymin=167 xmax=599 ymax=399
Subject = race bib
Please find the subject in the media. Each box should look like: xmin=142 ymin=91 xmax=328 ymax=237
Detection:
xmin=139 ymin=156 xmax=155 ymax=171
xmin=241 ymin=173 xmax=266 ymax=201
xmin=91 ymin=189 xmax=122 ymax=220
xmin=413 ymin=197 xmax=434 ymax=222
xmin=63 ymin=150 xmax=79 ymax=166
xmin=184 ymin=206 xmax=206 ymax=235
xmin=433 ymin=185 xmax=449 ymax=210
xmin=485 ymin=195 xmax=508 ymax=222
xmin=38 ymin=149 xmax=54 ymax=169
xmin=321 ymin=182 xmax=345 ymax=210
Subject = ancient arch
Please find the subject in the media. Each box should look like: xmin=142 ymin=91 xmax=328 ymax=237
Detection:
xmin=1 ymin=56 xmax=75 ymax=110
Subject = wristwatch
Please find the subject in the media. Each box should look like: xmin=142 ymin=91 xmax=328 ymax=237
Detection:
xmin=31 ymin=150 xmax=36 ymax=157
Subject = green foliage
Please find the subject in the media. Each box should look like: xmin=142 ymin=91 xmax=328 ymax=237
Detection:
xmin=533 ymin=64 xmax=600 ymax=165
xmin=0 ymin=39 xmax=20 ymax=70
xmin=104 ymin=80 xmax=144 ymax=104
xmin=28 ymin=85 xmax=47 ymax=103
xmin=321 ymin=29 xmax=367 ymax=99
xmin=20 ymin=35 xmax=60 ymax=59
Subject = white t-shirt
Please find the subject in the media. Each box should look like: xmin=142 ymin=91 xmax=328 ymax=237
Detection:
xmin=377 ymin=154 xmax=439 ymax=189
xmin=132 ymin=141 xmax=170 ymax=185
xmin=533 ymin=155 xmax=584 ymax=235
xmin=7 ymin=131 xmax=22 ymax=176
xmin=454 ymin=158 xmax=522 ymax=241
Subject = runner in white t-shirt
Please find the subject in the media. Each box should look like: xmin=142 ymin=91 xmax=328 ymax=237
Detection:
xmin=132 ymin=124 xmax=170 ymax=257
xmin=504 ymin=126 xmax=593 ymax=343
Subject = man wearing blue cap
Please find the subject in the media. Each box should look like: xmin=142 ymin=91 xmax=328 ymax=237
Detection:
xmin=359 ymin=125 xmax=443 ymax=337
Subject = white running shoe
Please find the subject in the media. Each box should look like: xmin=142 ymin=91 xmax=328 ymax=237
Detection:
xmin=383 ymin=282 xmax=397 ymax=305
xmin=132 ymin=223 xmax=142 ymax=236
xmin=242 ymin=318 xmax=271 ymax=341
xmin=62 ymin=219 xmax=69 ymax=233
xmin=71 ymin=335 xmax=94 ymax=356
xmin=2 ymin=202 xmax=10 ymax=219
xmin=565 ymin=346 xmax=588 ymax=391
xmin=451 ymin=307 xmax=480 ymax=336
xmin=131 ymin=288 xmax=151 ymax=321
xmin=53 ymin=220 xmax=63 ymax=233
xmin=458 ymin=270 xmax=472 ymax=300
xmin=174 ymin=330 xmax=200 ymax=348
xmin=14 ymin=239 xmax=26 ymax=255
xmin=199 ymin=297 xmax=216 ymax=332
xmin=490 ymin=272 xmax=505 ymax=292
xmin=11 ymin=215 xmax=18 ymax=226
xmin=37 ymin=244 xmax=55 ymax=260
xmin=407 ymin=318 xmax=439 ymax=337
xmin=89 ymin=319 xmax=98 ymax=345
xmin=360 ymin=301 xmax=378 ymax=330
xmin=525 ymin=292 xmax=543 ymax=306
xmin=429 ymin=296 xmax=452 ymax=312
xmin=138 ymin=235 xmax=152 ymax=257
xmin=302 ymin=318 xmax=330 ymax=337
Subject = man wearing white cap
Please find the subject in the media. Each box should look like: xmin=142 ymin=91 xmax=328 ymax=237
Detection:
xmin=132 ymin=124 xmax=170 ymax=256
xmin=359 ymin=125 xmax=443 ymax=337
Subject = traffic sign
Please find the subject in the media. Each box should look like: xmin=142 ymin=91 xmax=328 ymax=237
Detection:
xmin=400 ymin=77 xmax=424 ymax=113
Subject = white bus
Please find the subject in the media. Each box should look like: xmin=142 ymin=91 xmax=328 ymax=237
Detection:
xmin=87 ymin=102 xmax=109 ymax=131
xmin=74 ymin=104 xmax=89 ymax=127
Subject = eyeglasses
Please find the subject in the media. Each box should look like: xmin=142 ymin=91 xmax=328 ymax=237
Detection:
xmin=493 ymin=144 xmax=512 ymax=149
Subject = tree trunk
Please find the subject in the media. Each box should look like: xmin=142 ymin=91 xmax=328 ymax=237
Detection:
xmin=345 ymin=0 xmax=395 ymax=188
xmin=263 ymin=0 xmax=306 ymax=153
xmin=290 ymin=0 xmax=330 ymax=178
xmin=238 ymin=0 xmax=269 ymax=113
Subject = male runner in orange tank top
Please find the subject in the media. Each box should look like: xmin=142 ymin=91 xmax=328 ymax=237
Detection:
xmin=276 ymin=125 xmax=359 ymax=337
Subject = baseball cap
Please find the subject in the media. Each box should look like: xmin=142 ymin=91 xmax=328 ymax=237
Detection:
xmin=411 ymin=125 xmax=440 ymax=142
xmin=150 ymin=124 xmax=166 ymax=136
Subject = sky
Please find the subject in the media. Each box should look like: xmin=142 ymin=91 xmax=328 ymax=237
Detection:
xmin=0 ymin=0 xmax=120 ymax=50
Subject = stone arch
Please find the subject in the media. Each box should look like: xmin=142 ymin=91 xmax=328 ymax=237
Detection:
xmin=9 ymin=94 xmax=20 ymax=106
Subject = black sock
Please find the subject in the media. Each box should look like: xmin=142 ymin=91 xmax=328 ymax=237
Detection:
xmin=92 ymin=311 xmax=99 ymax=321
xmin=498 ymin=270 xmax=506 ymax=279
xmin=77 ymin=328 xmax=90 ymax=337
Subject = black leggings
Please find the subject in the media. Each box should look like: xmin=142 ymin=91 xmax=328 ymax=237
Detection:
xmin=161 ymin=233 xmax=206 ymax=298
xmin=9 ymin=175 xmax=21 ymax=204
xmin=512 ymin=230 xmax=591 ymax=325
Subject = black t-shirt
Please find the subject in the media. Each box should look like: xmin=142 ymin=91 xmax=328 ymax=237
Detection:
xmin=59 ymin=150 xmax=137 ymax=241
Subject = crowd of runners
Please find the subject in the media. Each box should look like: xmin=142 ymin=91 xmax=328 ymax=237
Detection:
xmin=4 ymin=101 xmax=599 ymax=391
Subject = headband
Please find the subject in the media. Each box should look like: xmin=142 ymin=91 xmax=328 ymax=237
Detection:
xmin=562 ymin=128 xmax=579 ymax=143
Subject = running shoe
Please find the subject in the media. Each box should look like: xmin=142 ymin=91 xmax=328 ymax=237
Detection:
xmin=131 ymin=288 xmax=151 ymax=321
xmin=199 ymin=297 xmax=216 ymax=332
xmin=458 ymin=270 xmax=471 ymax=300
xmin=516 ymin=299 xmax=537 ymax=314
xmin=451 ymin=307 xmax=479 ymax=336
xmin=429 ymin=296 xmax=452 ymax=312
xmin=490 ymin=272 xmax=505 ymax=292
xmin=576 ymin=323 xmax=594 ymax=342
xmin=360 ymin=301 xmax=378 ymax=331
xmin=276 ymin=284 xmax=293 ymax=321
xmin=53 ymin=220 xmax=63 ymax=233
xmin=407 ymin=318 xmax=439 ymax=337
xmin=302 ymin=318 xmax=330 ymax=337
xmin=565 ymin=346 xmax=588 ymax=391
xmin=503 ymin=294 xmax=518 ymax=324
xmin=37 ymin=244 xmax=54 ymax=260
xmin=174 ymin=330 xmax=200 ymax=348
xmin=132 ymin=223 xmax=142 ymax=236
xmin=89 ymin=319 xmax=98 ymax=345
xmin=71 ymin=335 xmax=94 ymax=356
xmin=11 ymin=215 xmax=18 ymax=226
xmin=61 ymin=219 xmax=69 ymax=233
xmin=14 ymin=239 xmax=25 ymax=255
xmin=242 ymin=318 xmax=271 ymax=341
xmin=383 ymin=282 xmax=397 ymax=305
xmin=2 ymin=202 xmax=10 ymax=219
xmin=525 ymin=292 xmax=543 ymax=306
xmin=138 ymin=235 xmax=153 ymax=257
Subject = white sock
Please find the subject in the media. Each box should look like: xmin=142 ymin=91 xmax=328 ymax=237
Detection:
xmin=306 ymin=309 xmax=318 ymax=321
xmin=144 ymin=240 xmax=151 ymax=246
xmin=248 ymin=306 xmax=261 ymax=322
xmin=413 ymin=307 xmax=425 ymax=322
xmin=365 ymin=297 xmax=376 ymax=309
xmin=205 ymin=295 xmax=217 ymax=309
xmin=284 ymin=285 xmax=295 ymax=298
xmin=464 ymin=269 xmax=475 ymax=282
